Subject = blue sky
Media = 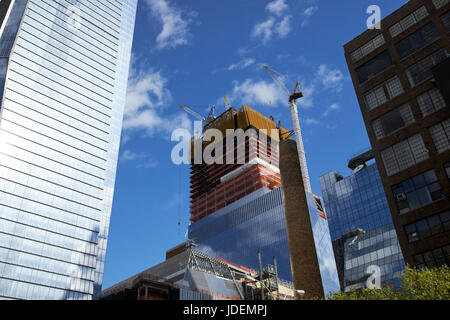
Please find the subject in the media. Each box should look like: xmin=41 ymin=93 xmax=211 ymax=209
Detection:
xmin=102 ymin=0 xmax=407 ymax=289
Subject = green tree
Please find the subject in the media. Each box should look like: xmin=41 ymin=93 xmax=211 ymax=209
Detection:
xmin=327 ymin=265 xmax=450 ymax=300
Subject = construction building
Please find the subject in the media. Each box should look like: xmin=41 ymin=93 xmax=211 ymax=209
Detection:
xmin=189 ymin=105 xmax=286 ymax=223
xmin=344 ymin=0 xmax=450 ymax=268
xmin=101 ymin=241 xmax=295 ymax=300
xmin=186 ymin=105 xmax=340 ymax=297
xmin=320 ymin=150 xmax=405 ymax=292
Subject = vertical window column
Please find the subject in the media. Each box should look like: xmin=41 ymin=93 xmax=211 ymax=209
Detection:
xmin=417 ymin=88 xmax=446 ymax=117
xmin=429 ymin=119 xmax=450 ymax=154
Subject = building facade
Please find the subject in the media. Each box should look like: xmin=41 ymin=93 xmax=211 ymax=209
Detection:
xmin=188 ymin=187 xmax=341 ymax=297
xmin=320 ymin=152 xmax=405 ymax=291
xmin=344 ymin=0 xmax=450 ymax=268
xmin=0 ymin=0 xmax=137 ymax=299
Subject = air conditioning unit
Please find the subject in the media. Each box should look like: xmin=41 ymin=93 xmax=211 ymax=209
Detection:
xmin=396 ymin=193 xmax=407 ymax=201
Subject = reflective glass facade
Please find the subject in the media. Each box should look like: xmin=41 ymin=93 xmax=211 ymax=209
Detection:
xmin=0 ymin=0 xmax=137 ymax=300
xmin=320 ymin=163 xmax=405 ymax=291
xmin=188 ymin=187 xmax=341 ymax=297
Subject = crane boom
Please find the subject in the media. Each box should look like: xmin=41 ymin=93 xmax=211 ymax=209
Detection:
xmin=224 ymin=95 xmax=232 ymax=110
xmin=179 ymin=105 xmax=205 ymax=121
xmin=263 ymin=65 xmax=312 ymax=193
xmin=263 ymin=65 xmax=290 ymax=97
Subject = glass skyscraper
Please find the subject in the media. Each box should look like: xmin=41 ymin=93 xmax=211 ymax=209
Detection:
xmin=320 ymin=154 xmax=405 ymax=292
xmin=0 ymin=0 xmax=137 ymax=300
xmin=188 ymin=187 xmax=341 ymax=297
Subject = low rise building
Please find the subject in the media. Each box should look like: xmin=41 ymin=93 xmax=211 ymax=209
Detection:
xmin=101 ymin=242 xmax=295 ymax=300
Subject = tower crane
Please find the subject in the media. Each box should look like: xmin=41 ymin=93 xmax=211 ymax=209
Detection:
xmin=263 ymin=65 xmax=312 ymax=193
xmin=179 ymin=105 xmax=216 ymax=125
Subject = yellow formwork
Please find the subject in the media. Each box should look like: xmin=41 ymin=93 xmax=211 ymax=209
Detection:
xmin=188 ymin=105 xmax=290 ymax=162
xmin=204 ymin=108 xmax=236 ymax=139
xmin=237 ymin=105 xmax=279 ymax=142
xmin=278 ymin=124 xmax=291 ymax=141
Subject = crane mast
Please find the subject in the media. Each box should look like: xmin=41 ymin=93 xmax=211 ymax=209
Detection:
xmin=263 ymin=65 xmax=312 ymax=193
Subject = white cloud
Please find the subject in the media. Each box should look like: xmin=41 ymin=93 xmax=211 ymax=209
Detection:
xmin=123 ymin=109 xmax=164 ymax=131
xmin=125 ymin=70 xmax=169 ymax=116
xmin=123 ymin=68 xmax=170 ymax=135
xmin=303 ymin=6 xmax=319 ymax=17
xmin=252 ymin=15 xmax=292 ymax=43
xmin=226 ymin=79 xmax=287 ymax=107
xmin=228 ymin=58 xmax=256 ymax=71
xmin=301 ymin=5 xmax=319 ymax=28
xmin=123 ymin=108 xmax=191 ymax=137
xmin=275 ymin=15 xmax=292 ymax=38
xmin=316 ymin=64 xmax=344 ymax=91
xmin=146 ymin=0 xmax=194 ymax=50
xmin=122 ymin=150 xmax=140 ymax=162
xmin=323 ymin=103 xmax=340 ymax=116
xmin=252 ymin=1 xmax=292 ymax=44
xmin=123 ymin=64 xmax=191 ymax=138
xmin=237 ymin=47 xmax=250 ymax=56
xmin=266 ymin=0 xmax=288 ymax=16
xmin=304 ymin=118 xmax=320 ymax=126
xmin=299 ymin=84 xmax=315 ymax=108
xmin=224 ymin=74 xmax=315 ymax=109
xmin=251 ymin=17 xmax=275 ymax=44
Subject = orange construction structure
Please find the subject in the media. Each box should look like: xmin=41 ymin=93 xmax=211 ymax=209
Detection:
xmin=189 ymin=105 xmax=290 ymax=223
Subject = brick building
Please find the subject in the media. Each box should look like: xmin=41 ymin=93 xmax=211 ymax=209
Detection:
xmin=344 ymin=0 xmax=450 ymax=268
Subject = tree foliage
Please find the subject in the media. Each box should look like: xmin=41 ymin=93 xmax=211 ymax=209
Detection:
xmin=327 ymin=265 xmax=450 ymax=300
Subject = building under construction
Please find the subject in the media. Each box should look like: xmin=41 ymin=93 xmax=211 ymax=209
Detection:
xmin=189 ymin=105 xmax=289 ymax=223
xmin=101 ymin=241 xmax=295 ymax=300
xmin=187 ymin=105 xmax=340 ymax=297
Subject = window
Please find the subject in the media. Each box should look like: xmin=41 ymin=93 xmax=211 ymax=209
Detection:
xmin=433 ymin=0 xmax=449 ymax=9
xmin=406 ymin=49 xmax=449 ymax=87
xmin=445 ymin=162 xmax=450 ymax=179
xmin=429 ymin=118 xmax=450 ymax=153
xmin=392 ymin=170 xmax=443 ymax=214
xmin=364 ymin=76 xmax=404 ymax=111
xmin=442 ymin=11 xmax=450 ymax=31
xmin=395 ymin=23 xmax=440 ymax=60
xmin=355 ymin=50 xmax=393 ymax=84
xmin=405 ymin=223 xmax=419 ymax=242
xmin=404 ymin=211 xmax=449 ymax=243
xmin=389 ymin=6 xmax=429 ymax=38
xmin=372 ymin=104 xmax=415 ymax=139
xmin=381 ymin=134 xmax=429 ymax=176
xmin=417 ymin=88 xmax=447 ymax=117
xmin=413 ymin=245 xmax=450 ymax=269
xmin=351 ymin=34 xmax=385 ymax=63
